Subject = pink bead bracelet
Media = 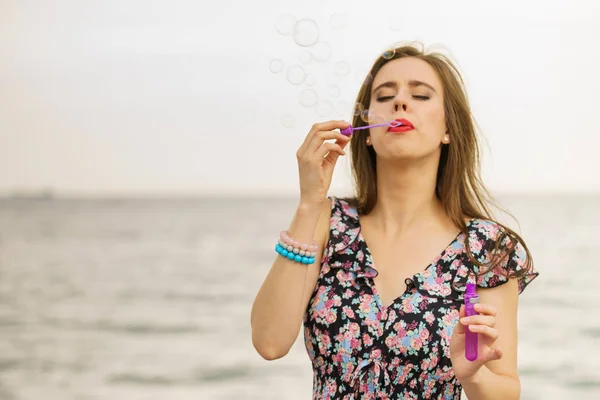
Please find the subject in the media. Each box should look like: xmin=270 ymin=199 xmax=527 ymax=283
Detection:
xmin=280 ymin=231 xmax=318 ymax=257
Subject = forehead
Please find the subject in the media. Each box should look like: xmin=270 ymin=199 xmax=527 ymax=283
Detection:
xmin=372 ymin=57 xmax=443 ymax=92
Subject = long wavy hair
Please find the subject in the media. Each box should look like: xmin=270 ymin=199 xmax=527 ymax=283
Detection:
xmin=343 ymin=42 xmax=534 ymax=280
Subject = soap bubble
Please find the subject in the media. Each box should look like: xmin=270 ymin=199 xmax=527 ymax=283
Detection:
xmin=310 ymin=41 xmax=333 ymax=62
xmin=382 ymin=48 xmax=396 ymax=60
xmin=269 ymin=59 xmax=284 ymax=74
xmin=300 ymin=51 xmax=312 ymax=65
xmin=360 ymin=109 xmax=370 ymax=123
xmin=353 ymin=102 xmax=365 ymax=117
xmin=316 ymin=101 xmax=333 ymax=117
xmin=286 ymin=65 xmax=306 ymax=85
xmin=293 ymin=19 xmax=320 ymax=47
xmin=334 ymin=61 xmax=351 ymax=76
xmin=329 ymin=13 xmax=347 ymax=30
xmin=361 ymin=109 xmax=385 ymax=124
xmin=299 ymin=89 xmax=318 ymax=107
xmin=275 ymin=15 xmax=296 ymax=36
xmin=281 ymin=114 xmax=295 ymax=128
xmin=305 ymin=74 xmax=316 ymax=86
xmin=329 ymin=85 xmax=341 ymax=98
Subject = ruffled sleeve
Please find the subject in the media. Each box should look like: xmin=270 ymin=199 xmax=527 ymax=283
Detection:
xmin=322 ymin=196 xmax=378 ymax=280
xmin=467 ymin=220 xmax=539 ymax=294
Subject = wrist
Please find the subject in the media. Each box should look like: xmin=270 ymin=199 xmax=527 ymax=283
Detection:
xmin=297 ymin=199 xmax=324 ymax=215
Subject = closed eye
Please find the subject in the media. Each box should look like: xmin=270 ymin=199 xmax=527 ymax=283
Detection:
xmin=376 ymin=95 xmax=430 ymax=102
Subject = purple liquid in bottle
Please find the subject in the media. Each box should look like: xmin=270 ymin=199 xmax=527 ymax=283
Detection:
xmin=464 ymin=283 xmax=479 ymax=361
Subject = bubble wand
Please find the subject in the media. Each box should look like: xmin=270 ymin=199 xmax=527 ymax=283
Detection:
xmin=340 ymin=120 xmax=402 ymax=136
xmin=464 ymin=283 xmax=480 ymax=361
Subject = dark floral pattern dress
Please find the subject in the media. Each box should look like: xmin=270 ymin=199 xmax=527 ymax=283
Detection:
xmin=302 ymin=197 xmax=538 ymax=399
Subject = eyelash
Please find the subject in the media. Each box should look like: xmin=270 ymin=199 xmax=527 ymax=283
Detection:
xmin=376 ymin=95 xmax=430 ymax=101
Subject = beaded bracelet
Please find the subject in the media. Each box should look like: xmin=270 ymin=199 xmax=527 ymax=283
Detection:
xmin=275 ymin=230 xmax=318 ymax=265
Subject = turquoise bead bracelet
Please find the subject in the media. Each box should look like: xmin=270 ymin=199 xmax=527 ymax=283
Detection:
xmin=275 ymin=243 xmax=315 ymax=264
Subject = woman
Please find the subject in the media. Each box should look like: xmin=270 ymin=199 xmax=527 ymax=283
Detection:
xmin=251 ymin=43 xmax=539 ymax=399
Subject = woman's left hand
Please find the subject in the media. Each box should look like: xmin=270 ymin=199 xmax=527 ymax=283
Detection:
xmin=449 ymin=302 xmax=503 ymax=383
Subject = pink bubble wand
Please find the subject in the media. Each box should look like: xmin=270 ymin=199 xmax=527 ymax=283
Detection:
xmin=340 ymin=120 xmax=402 ymax=137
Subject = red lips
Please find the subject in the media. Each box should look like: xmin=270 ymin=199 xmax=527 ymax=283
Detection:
xmin=388 ymin=118 xmax=414 ymax=133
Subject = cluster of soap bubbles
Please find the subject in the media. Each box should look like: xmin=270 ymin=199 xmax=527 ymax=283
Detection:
xmin=270 ymin=13 xmax=403 ymax=128
xmin=269 ymin=14 xmax=356 ymax=128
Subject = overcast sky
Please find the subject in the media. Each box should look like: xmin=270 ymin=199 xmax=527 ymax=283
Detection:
xmin=1 ymin=0 xmax=599 ymax=197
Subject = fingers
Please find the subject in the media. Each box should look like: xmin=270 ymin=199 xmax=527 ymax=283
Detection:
xmin=473 ymin=303 xmax=497 ymax=317
xmin=461 ymin=312 xmax=498 ymax=340
xmin=482 ymin=346 xmax=503 ymax=362
xmin=323 ymin=142 xmax=348 ymax=166
xmin=456 ymin=303 xmax=498 ymax=337
xmin=466 ymin=325 xmax=499 ymax=341
xmin=306 ymin=129 xmax=351 ymax=155
xmin=460 ymin=315 xmax=496 ymax=328
xmin=298 ymin=120 xmax=351 ymax=155
xmin=315 ymin=142 xmax=346 ymax=160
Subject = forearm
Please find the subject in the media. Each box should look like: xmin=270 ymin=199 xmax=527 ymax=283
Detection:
xmin=460 ymin=366 xmax=520 ymax=400
xmin=250 ymin=203 xmax=323 ymax=359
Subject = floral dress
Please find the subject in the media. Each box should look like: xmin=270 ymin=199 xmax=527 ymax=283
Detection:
xmin=303 ymin=197 xmax=538 ymax=399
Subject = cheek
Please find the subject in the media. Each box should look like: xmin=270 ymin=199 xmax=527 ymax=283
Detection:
xmin=422 ymin=102 xmax=446 ymax=131
xmin=368 ymin=101 xmax=385 ymax=115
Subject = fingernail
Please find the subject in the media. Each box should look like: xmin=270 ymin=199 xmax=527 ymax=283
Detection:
xmin=474 ymin=304 xmax=482 ymax=311
xmin=460 ymin=317 xmax=469 ymax=324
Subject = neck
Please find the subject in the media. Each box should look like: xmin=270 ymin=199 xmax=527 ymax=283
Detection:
xmin=369 ymin=156 xmax=446 ymax=236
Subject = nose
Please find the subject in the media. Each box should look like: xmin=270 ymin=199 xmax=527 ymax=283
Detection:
xmin=392 ymin=91 xmax=409 ymax=113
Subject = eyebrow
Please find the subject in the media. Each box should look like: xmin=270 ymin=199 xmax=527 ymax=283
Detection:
xmin=371 ymin=80 xmax=437 ymax=94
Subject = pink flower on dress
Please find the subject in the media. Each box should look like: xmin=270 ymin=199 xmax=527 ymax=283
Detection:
xmin=321 ymin=334 xmax=331 ymax=349
xmin=410 ymin=337 xmax=423 ymax=351
xmin=356 ymin=250 xmax=365 ymax=262
xmin=470 ymin=238 xmax=483 ymax=254
xmin=348 ymin=322 xmax=360 ymax=336
xmin=343 ymin=306 xmax=355 ymax=319
xmin=455 ymin=262 xmax=468 ymax=276
xmin=359 ymin=296 xmax=373 ymax=313
xmin=442 ymin=310 xmax=458 ymax=327
xmin=440 ymin=285 xmax=452 ymax=296
xmin=396 ymin=364 xmax=413 ymax=385
xmin=324 ymin=380 xmax=337 ymax=396
xmin=445 ymin=246 xmax=457 ymax=259
xmin=337 ymin=272 xmax=351 ymax=284
xmin=370 ymin=348 xmax=382 ymax=359
xmin=332 ymin=296 xmax=342 ymax=307
xmin=401 ymin=297 xmax=415 ymax=313
xmin=325 ymin=310 xmax=337 ymax=324
xmin=425 ymin=312 xmax=435 ymax=324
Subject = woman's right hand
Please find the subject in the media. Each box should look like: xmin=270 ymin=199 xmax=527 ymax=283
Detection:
xmin=296 ymin=120 xmax=351 ymax=208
